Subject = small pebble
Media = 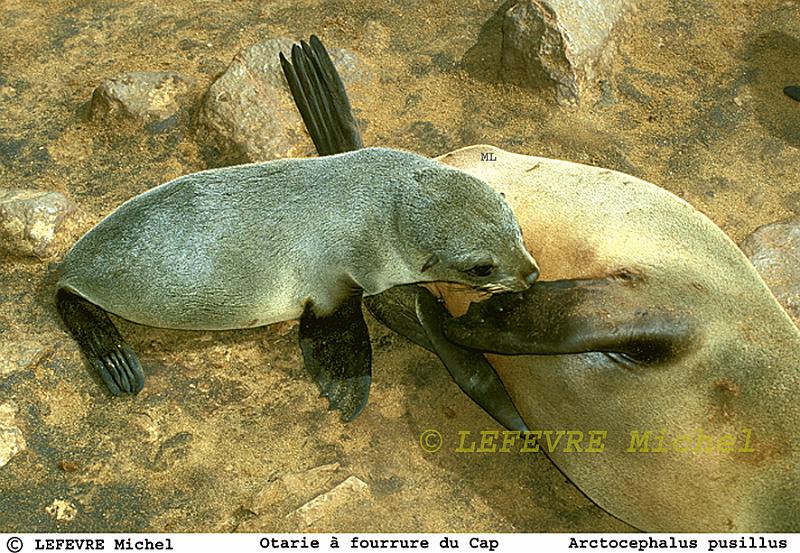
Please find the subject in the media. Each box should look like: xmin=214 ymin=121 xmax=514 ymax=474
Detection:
xmin=785 ymin=86 xmax=800 ymax=102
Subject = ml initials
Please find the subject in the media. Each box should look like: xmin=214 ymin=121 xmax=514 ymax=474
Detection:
xmin=480 ymin=152 xmax=497 ymax=162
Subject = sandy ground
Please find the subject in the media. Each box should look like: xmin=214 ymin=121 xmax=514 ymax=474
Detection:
xmin=0 ymin=0 xmax=798 ymax=532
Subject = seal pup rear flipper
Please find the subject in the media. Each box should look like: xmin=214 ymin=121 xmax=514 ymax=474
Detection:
xmin=280 ymin=35 xmax=363 ymax=155
xmin=281 ymin=36 xmax=372 ymax=421
xmin=56 ymin=288 xmax=145 ymax=395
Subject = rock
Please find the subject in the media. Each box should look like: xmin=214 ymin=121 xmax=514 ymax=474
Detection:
xmin=89 ymin=71 xmax=195 ymax=123
xmin=289 ymin=475 xmax=369 ymax=527
xmin=0 ymin=401 xmax=27 ymax=468
xmin=0 ymin=339 xmax=50 ymax=377
xmin=0 ymin=188 xmax=77 ymax=259
xmin=250 ymin=462 xmax=340 ymax=515
xmin=502 ymin=0 xmax=635 ymax=105
xmin=45 ymin=499 xmax=78 ymax=522
xmin=198 ymin=38 xmax=366 ymax=163
xmin=740 ymin=216 xmax=800 ymax=325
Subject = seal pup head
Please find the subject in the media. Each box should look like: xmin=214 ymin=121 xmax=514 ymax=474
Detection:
xmin=393 ymin=165 xmax=539 ymax=293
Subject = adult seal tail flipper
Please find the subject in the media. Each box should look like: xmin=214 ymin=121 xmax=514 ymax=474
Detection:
xmin=280 ymin=35 xmax=363 ymax=155
xmin=281 ymin=36 xmax=372 ymax=420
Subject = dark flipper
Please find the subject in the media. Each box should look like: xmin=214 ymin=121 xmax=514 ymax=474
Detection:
xmin=365 ymin=286 xmax=527 ymax=431
xmin=280 ymin=34 xmax=363 ymax=155
xmin=444 ymin=278 xmax=697 ymax=362
xmin=299 ymin=293 xmax=372 ymax=422
xmin=364 ymin=285 xmax=435 ymax=353
xmin=55 ymin=288 xmax=145 ymax=395
xmin=414 ymin=288 xmax=528 ymax=432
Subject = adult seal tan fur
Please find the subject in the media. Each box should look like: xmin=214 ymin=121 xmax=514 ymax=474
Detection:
xmin=370 ymin=145 xmax=800 ymax=532
xmin=55 ymin=40 xmax=538 ymax=422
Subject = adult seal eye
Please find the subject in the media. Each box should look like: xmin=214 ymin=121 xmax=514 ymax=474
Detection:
xmin=466 ymin=264 xmax=495 ymax=277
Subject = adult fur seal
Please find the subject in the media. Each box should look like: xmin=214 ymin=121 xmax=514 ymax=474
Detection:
xmin=55 ymin=41 xmax=538 ymax=422
xmin=276 ymin=36 xmax=799 ymax=530
xmin=369 ymin=146 xmax=800 ymax=532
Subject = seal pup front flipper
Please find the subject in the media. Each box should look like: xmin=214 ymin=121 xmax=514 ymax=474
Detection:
xmin=414 ymin=287 xmax=528 ymax=432
xmin=300 ymin=292 xmax=372 ymax=422
xmin=56 ymin=288 xmax=145 ymax=395
xmin=443 ymin=277 xmax=697 ymax=363
xmin=281 ymin=36 xmax=372 ymax=421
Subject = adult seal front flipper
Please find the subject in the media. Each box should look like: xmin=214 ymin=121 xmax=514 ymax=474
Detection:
xmin=444 ymin=277 xmax=697 ymax=363
xmin=299 ymin=293 xmax=372 ymax=422
xmin=56 ymin=289 xmax=145 ymax=395
xmin=413 ymin=288 xmax=528 ymax=432
xmin=364 ymin=286 xmax=436 ymax=353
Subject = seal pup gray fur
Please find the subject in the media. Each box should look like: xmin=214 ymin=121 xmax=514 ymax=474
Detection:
xmin=55 ymin=43 xmax=538 ymax=421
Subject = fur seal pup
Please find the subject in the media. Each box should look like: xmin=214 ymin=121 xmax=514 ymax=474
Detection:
xmin=55 ymin=41 xmax=538 ymax=421
xmin=369 ymin=146 xmax=800 ymax=532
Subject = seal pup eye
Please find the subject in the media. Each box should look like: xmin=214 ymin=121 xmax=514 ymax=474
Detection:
xmin=466 ymin=264 xmax=495 ymax=277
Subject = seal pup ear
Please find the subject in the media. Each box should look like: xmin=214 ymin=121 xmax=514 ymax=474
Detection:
xmin=421 ymin=253 xmax=440 ymax=273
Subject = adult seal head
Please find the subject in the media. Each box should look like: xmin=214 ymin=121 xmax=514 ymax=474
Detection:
xmin=368 ymin=146 xmax=800 ymax=532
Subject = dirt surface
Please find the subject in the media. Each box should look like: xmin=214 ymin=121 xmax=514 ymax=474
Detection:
xmin=1 ymin=0 xmax=798 ymax=533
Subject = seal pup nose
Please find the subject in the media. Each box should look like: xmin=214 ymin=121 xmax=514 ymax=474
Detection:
xmin=525 ymin=266 xmax=540 ymax=285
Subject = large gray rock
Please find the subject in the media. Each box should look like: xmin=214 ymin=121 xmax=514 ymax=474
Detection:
xmin=0 ymin=188 xmax=78 ymax=259
xmin=89 ymin=71 xmax=195 ymax=123
xmin=741 ymin=216 xmax=800 ymax=325
xmin=198 ymin=38 xmax=365 ymax=163
xmin=502 ymin=0 xmax=635 ymax=106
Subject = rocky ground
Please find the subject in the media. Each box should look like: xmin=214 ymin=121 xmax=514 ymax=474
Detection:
xmin=1 ymin=0 xmax=798 ymax=533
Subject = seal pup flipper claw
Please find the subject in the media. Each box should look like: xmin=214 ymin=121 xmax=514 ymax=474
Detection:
xmin=279 ymin=35 xmax=363 ymax=155
xmin=444 ymin=278 xmax=696 ymax=362
xmin=55 ymin=289 xmax=145 ymax=395
xmin=299 ymin=293 xmax=372 ymax=422
xmin=414 ymin=288 xmax=528 ymax=432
